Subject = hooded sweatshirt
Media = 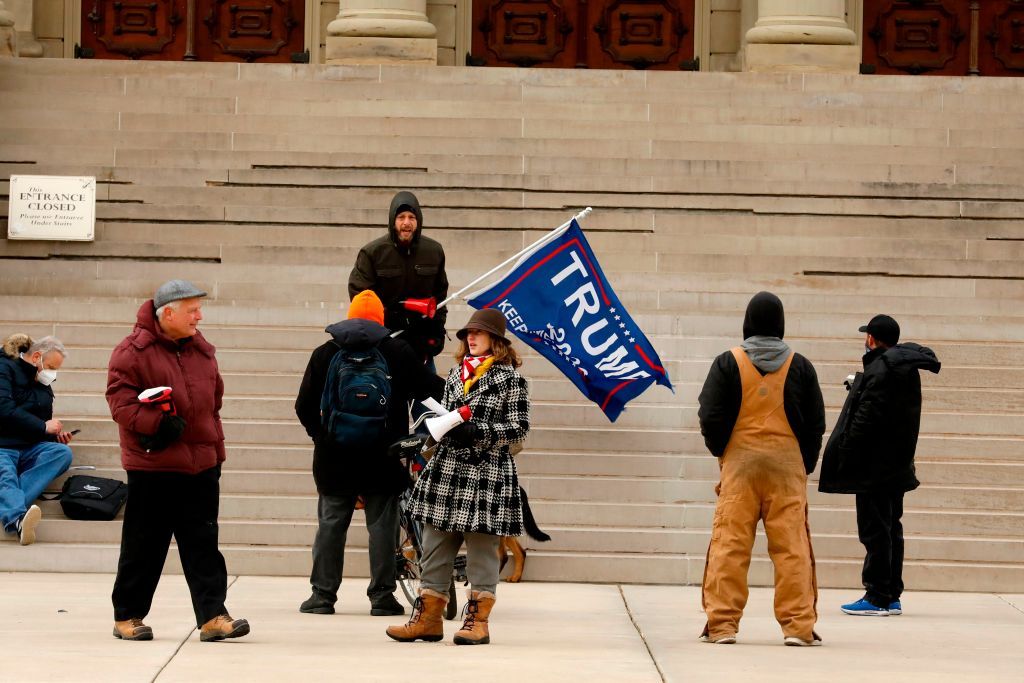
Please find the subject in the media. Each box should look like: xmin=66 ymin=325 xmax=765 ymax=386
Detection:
xmin=294 ymin=317 xmax=444 ymax=496
xmin=348 ymin=191 xmax=449 ymax=358
xmin=697 ymin=292 xmax=826 ymax=473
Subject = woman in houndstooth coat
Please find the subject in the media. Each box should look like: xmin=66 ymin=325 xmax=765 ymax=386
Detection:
xmin=388 ymin=308 xmax=529 ymax=646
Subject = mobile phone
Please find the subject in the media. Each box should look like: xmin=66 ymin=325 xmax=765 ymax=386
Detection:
xmin=69 ymin=429 xmax=81 ymax=436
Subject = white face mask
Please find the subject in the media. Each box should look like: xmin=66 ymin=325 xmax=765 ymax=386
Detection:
xmin=36 ymin=368 xmax=58 ymax=386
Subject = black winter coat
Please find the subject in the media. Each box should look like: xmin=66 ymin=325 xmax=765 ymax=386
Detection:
xmin=348 ymin=191 xmax=449 ymax=359
xmin=818 ymin=343 xmax=940 ymax=494
xmin=0 ymin=355 xmax=57 ymax=449
xmin=294 ymin=319 xmax=444 ymax=497
xmin=697 ymin=349 xmax=826 ymax=474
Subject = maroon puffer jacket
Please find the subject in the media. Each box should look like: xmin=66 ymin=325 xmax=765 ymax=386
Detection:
xmin=106 ymin=300 xmax=226 ymax=474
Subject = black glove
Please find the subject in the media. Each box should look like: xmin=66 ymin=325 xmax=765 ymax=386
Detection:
xmin=445 ymin=420 xmax=477 ymax=447
xmin=138 ymin=414 xmax=187 ymax=452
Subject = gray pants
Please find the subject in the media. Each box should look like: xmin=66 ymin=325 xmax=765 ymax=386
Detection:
xmin=309 ymin=492 xmax=399 ymax=604
xmin=419 ymin=523 xmax=501 ymax=595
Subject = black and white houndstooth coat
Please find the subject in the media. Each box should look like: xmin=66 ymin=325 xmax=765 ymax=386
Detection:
xmin=409 ymin=361 xmax=530 ymax=537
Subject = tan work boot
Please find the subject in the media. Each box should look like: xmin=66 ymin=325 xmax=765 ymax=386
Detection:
xmin=113 ymin=618 xmax=153 ymax=641
xmin=453 ymin=590 xmax=496 ymax=645
xmin=385 ymin=589 xmax=447 ymax=642
xmin=200 ymin=614 xmax=250 ymax=642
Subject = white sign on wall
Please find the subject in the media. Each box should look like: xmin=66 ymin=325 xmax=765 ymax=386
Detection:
xmin=7 ymin=175 xmax=96 ymax=241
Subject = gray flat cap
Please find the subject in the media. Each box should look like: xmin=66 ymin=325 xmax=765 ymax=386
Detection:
xmin=154 ymin=280 xmax=207 ymax=308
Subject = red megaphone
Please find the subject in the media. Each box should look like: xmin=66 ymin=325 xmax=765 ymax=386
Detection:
xmin=138 ymin=386 xmax=177 ymax=416
xmin=400 ymin=297 xmax=436 ymax=319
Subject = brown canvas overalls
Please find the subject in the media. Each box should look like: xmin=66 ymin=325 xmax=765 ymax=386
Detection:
xmin=701 ymin=348 xmax=818 ymax=642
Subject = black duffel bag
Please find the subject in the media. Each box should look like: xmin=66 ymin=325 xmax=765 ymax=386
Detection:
xmin=59 ymin=475 xmax=129 ymax=521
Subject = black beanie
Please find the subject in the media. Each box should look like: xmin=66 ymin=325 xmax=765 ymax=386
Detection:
xmin=742 ymin=291 xmax=785 ymax=340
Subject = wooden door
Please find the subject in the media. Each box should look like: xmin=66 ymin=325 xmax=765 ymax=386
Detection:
xmin=862 ymin=0 xmax=970 ymax=75
xmin=863 ymin=0 xmax=1024 ymax=76
xmin=469 ymin=0 xmax=697 ymax=70
xmin=980 ymin=0 xmax=1024 ymax=76
xmin=80 ymin=0 xmax=305 ymax=62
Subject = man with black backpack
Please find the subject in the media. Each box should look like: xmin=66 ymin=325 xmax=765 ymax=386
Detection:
xmin=295 ymin=290 xmax=444 ymax=617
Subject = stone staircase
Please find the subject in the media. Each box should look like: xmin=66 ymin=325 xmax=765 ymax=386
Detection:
xmin=1 ymin=59 xmax=1023 ymax=592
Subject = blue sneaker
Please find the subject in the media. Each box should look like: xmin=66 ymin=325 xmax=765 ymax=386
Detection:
xmin=840 ymin=598 xmax=889 ymax=616
xmin=888 ymin=601 xmax=902 ymax=615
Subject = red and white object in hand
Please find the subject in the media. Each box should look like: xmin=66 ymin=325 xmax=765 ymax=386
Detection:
xmin=426 ymin=405 xmax=472 ymax=441
xmin=138 ymin=386 xmax=177 ymax=416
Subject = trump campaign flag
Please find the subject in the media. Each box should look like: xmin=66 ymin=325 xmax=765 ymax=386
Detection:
xmin=465 ymin=218 xmax=673 ymax=422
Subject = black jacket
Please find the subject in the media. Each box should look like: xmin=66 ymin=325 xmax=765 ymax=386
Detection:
xmin=294 ymin=319 xmax=444 ymax=497
xmin=697 ymin=350 xmax=826 ymax=474
xmin=0 ymin=355 xmax=57 ymax=449
xmin=819 ymin=343 xmax=941 ymax=494
xmin=348 ymin=191 xmax=449 ymax=359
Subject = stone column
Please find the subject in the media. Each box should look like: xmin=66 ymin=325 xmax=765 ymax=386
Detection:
xmin=0 ymin=1 xmax=17 ymax=57
xmin=326 ymin=0 xmax=438 ymax=65
xmin=7 ymin=0 xmax=42 ymax=57
xmin=744 ymin=0 xmax=858 ymax=73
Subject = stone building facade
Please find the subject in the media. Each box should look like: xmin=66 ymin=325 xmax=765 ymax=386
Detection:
xmin=3 ymin=1 xmax=1022 ymax=78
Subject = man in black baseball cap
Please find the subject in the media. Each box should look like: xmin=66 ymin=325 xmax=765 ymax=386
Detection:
xmin=819 ymin=313 xmax=940 ymax=618
xmin=858 ymin=314 xmax=900 ymax=348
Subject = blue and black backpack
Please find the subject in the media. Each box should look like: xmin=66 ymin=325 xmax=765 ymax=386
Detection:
xmin=320 ymin=342 xmax=392 ymax=449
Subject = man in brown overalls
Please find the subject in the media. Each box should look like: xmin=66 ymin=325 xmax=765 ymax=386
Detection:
xmin=697 ymin=292 xmax=826 ymax=646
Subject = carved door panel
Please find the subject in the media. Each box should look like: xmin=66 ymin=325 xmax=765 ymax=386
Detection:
xmin=470 ymin=0 xmax=696 ymax=70
xmin=864 ymin=0 xmax=1024 ymax=76
xmin=80 ymin=0 xmax=304 ymax=61
xmin=862 ymin=0 xmax=970 ymax=75
xmin=980 ymin=0 xmax=1024 ymax=76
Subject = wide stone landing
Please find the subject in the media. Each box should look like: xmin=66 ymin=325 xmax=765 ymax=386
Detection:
xmin=2 ymin=574 xmax=1021 ymax=682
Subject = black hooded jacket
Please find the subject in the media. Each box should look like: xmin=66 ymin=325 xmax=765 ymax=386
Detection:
xmin=697 ymin=293 xmax=826 ymax=474
xmin=348 ymin=191 xmax=449 ymax=359
xmin=294 ymin=318 xmax=444 ymax=496
xmin=818 ymin=342 xmax=941 ymax=494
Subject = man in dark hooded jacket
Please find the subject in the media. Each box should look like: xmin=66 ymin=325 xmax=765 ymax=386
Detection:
xmin=697 ymin=292 xmax=826 ymax=647
xmin=348 ymin=191 xmax=449 ymax=364
xmin=294 ymin=290 xmax=443 ymax=617
xmin=819 ymin=314 xmax=940 ymax=617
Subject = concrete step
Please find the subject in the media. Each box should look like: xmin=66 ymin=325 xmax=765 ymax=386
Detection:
xmin=8 ymin=316 xmax=1019 ymax=365
xmin=6 ymin=514 xmax=1021 ymax=567
xmin=45 ymin=465 xmax=1024 ymax=513
xmin=45 ymin=391 xmax=1024 ymax=437
xmin=45 ymin=368 xmax=1024 ymax=414
xmin=1 ymin=541 xmax=1020 ymax=593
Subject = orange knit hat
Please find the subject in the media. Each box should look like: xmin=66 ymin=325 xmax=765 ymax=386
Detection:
xmin=348 ymin=290 xmax=385 ymax=326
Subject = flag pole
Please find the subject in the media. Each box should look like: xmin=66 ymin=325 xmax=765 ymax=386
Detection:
xmin=436 ymin=206 xmax=592 ymax=309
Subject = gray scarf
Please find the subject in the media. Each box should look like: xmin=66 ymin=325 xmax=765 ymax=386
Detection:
xmin=741 ymin=335 xmax=792 ymax=373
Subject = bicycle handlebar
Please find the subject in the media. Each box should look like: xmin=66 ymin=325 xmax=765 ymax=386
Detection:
xmin=409 ymin=410 xmax=438 ymax=431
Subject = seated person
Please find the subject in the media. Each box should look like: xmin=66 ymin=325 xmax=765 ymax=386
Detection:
xmin=0 ymin=334 xmax=75 ymax=545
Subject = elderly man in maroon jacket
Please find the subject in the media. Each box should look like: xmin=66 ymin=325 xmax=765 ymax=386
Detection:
xmin=106 ymin=280 xmax=248 ymax=642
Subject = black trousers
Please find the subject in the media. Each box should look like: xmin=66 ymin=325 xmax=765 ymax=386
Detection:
xmin=112 ymin=466 xmax=228 ymax=627
xmin=309 ymin=491 xmax=399 ymax=605
xmin=855 ymin=491 xmax=905 ymax=608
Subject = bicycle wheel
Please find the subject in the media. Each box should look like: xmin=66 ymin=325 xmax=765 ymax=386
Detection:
xmin=396 ymin=526 xmax=421 ymax=608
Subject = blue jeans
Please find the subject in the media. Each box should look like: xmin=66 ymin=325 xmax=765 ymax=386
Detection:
xmin=0 ymin=441 xmax=73 ymax=532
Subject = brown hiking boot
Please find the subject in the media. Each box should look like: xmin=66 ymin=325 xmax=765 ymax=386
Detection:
xmin=200 ymin=614 xmax=250 ymax=642
xmin=385 ymin=589 xmax=447 ymax=642
xmin=113 ymin=618 xmax=153 ymax=641
xmin=453 ymin=590 xmax=495 ymax=645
